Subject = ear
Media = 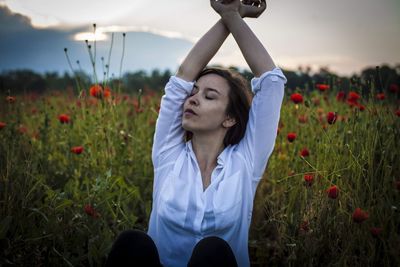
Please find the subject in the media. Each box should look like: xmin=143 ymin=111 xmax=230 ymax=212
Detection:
xmin=222 ymin=116 xmax=236 ymax=128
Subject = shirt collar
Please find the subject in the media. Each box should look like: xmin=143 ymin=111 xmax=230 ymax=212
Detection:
xmin=186 ymin=140 xmax=229 ymax=167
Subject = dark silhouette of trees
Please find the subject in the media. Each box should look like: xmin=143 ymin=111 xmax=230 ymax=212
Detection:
xmin=1 ymin=64 xmax=399 ymax=97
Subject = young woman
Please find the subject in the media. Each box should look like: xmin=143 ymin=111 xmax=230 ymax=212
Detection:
xmin=106 ymin=0 xmax=286 ymax=266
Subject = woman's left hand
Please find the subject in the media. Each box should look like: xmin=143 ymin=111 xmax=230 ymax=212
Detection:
xmin=240 ymin=0 xmax=266 ymax=18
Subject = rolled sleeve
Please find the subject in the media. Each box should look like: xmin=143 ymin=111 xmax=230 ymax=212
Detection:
xmin=166 ymin=76 xmax=194 ymax=97
xmin=251 ymin=67 xmax=287 ymax=94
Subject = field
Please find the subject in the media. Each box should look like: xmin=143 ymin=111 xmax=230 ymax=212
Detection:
xmin=1 ymin=77 xmax=400 ymax=266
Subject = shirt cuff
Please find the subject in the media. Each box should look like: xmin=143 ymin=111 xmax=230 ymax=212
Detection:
xmin=251 ymin=67 xmax=287 ymax=94
xmin=169 ymin=76 xmax=194 ymax=95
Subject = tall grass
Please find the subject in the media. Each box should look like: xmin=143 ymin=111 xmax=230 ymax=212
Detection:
xmin=1 ymin=34 xmax=399 ymax=265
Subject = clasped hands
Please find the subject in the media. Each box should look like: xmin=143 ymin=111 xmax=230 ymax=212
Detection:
xmin=210 ymin=0 xmax=267 ymax=18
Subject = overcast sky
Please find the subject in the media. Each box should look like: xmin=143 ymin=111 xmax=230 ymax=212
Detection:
xmin=1 ymin=0 xmax=400 ymax=76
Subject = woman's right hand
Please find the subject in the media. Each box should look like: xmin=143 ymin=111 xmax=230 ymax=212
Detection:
xmin=210 ymin=0 xmax=241 ymax=17
xmin=239 ymin=0 xmax=267 ymax=18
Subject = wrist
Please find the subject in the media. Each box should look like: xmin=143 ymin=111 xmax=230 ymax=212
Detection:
xmin=221 ymin=11 xmax=242 ymax=23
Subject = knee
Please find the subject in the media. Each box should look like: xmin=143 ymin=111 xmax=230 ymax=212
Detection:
xmin=195 ymin=236 xmax=230 ymax=251
xmin=188 ymin=236 xmax=237 ymax=267
xmin=112 ymin=229 xmax=154 ymax=250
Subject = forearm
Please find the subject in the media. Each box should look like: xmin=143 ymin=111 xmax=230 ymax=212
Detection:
xmin=221 ymin=12 xmax=275 ymax=77
xmin=176 ymin=19 xmax=229 ymax=81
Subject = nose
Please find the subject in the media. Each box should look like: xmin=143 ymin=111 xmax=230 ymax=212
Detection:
xmin=188 ymin=94 xmax=199 ymax=106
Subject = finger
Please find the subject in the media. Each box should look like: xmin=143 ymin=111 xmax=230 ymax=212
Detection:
xmin=259 ymin=0 xmax=266 ymax=11
xmin=242 ymin=0 xmax=253 ymax=5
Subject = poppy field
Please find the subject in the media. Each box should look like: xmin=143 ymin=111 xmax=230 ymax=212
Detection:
xmin=1 ymin=75 xmax=400 ymax=266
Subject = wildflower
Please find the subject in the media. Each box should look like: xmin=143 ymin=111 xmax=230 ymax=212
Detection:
xmin=6 ymin=96 xmax=16 ymax=103
xmin=352 ymin=208 xmax=369 ymax=223
xmin=287 ymin=132 xmax=297 ymax=142
xmin=299 ymin=220 xmax=310 ymax=233
xmin=300 ymin=148 xmax=310 ymax=157
xmin=298 ymin=115 xmax=308 ymax=123
xmin=135 ymin=107 xmax=144 ymax=113
xmin=58 ymin=114 xmax=70 ymax=124
xmin=316 ymin=84 xmax=329 ymax=91
xmin=357 ymin=104 xmax=365 ymax=111
xmin=89 ymin=84 xmax=103 ymax=98
xmin=277 ymin=153 xmax=288 ymax=161
xmin=336 ymin=91 xmax=345 ymax=101
xmin=348 ymin=91 xmax=360 ymax=101
xmin=376 ymin=93 xmax=385 ymax=100
xmin=104 ymin=86 xmax=112 ymax=98
xmin=18 ymin=125 xmax=27 ymax=134
xmin=0 ymin=122 xmax=6 ymax=130
xmin=396 ymin=110 xmax=400 ymax=117
xmin=71 ymin=146 xmax=84 ymax=154
xmin=326 ymin=112 xmax=337 ymax=124
xmin=327 ymin=185 xmax=339 ymax=199
xmin=290 ymin=93 xmax=303 ymax=104
xmin=84 ymin=204 xmax=100 ymax=218
xmin=312 ymin=97 xmax=320 ymax=106
xmin=370 ymin=227 xmax=382 ymax=237
xmin=304 ymin=174 xmax=314 ymax=186
xmin=389 ymin=84 xmax=399 ymax=93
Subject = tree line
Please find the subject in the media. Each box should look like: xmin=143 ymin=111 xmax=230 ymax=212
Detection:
xmin=0 ymin=64 xmax=399 ymax=96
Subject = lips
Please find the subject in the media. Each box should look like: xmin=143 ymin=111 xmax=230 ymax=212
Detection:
xmin=184 ymin=108 xmax=197 ymax=115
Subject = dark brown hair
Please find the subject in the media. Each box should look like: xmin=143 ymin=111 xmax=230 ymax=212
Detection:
xmin=185 ymin=67 xmax=252 ymax=147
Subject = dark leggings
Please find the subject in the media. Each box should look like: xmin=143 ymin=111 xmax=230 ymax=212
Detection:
xmin=105 ymin=230 xmax=238 ymax=267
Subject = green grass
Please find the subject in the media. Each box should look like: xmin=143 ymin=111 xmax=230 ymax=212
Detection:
xmin=1 ymin=84 xmax=399 ymax=266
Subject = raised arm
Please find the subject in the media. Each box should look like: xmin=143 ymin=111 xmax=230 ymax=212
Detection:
xmin=176 ymin=19 xmax=229 ymax=81
xmin=211 ymin=0 xmax=275 ymax=77
xmin=176 ymin=1 xmax=264 ymax=81
xmin=211 ymin=0 xmax=286 ymax=181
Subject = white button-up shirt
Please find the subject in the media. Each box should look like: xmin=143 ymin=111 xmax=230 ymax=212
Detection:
xmin=148 ymin=67 xmax=286 ymax=267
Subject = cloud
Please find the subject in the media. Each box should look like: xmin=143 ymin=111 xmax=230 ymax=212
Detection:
xmin=0 ymin=5 xmax=193 ymax=75
xmin=0 ymin=4 xmax=32 ymax=33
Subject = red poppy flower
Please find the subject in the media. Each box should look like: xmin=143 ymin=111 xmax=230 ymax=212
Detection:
xmin=6 ymin=96 xmax=16 ymax=103
xmin=336 ymin=91 xmax=345 ymax=101
xmin=300 ymin=148 xmax=310 ymax=157
xmin=304 ymin=174 xmax=314 ymax=186
xmin=357 ymin=104 xmax=365 ymax=111
xmin=370 ymin=227 xmax=382 ymax=237
xmin=348 ymin=91 xmax=360 ymax=103
xmin=299 ymin=220 xmax=310 ymax=233
xmin=298 ymin=115 xmax=308 ymax=124
xmin=58 ymin=114 xmax=70 ymax=124
xmin=352 ymin=208 xmax=369 ymax=223
xmin=396 ymin=110 xmax=400 ymax=117
xmin=327 ymin=185 xmax=339 ymax=199
xmin=326 ymin=112 xmax=337 ymax=125
xmin=316 ymin=84 xmax=329 ymax=91
xmin=84 ymin=204 xmax=100 ymax=218
xmin=287 ymin=132 xmax=297 ymax=142
xmin=71 ymin=146 xmax=84 ymax=154
xmin=376 ymin=93 xmax=385 ymax=100
xmin=18 ymin=125 xmax=27 ymax=134
xmin=0 ymin=122 xmax=6 ymax=130
xmin=89 ymin=84 xmax=103 ymax=98
xmin=389 ymin=84 xmax=399 ymax=93
xmin=103 ymin=86 xmax=112 ymax=98
xmin=290 ymin=93 xmax=303 ymax=104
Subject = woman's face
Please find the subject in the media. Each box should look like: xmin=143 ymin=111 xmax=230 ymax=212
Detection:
xmin=182 ymin=73 xmax=235 ymax=134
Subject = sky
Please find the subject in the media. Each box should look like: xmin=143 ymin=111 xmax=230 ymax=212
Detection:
xmin=1 ymin=0 xmax=400 ymax=76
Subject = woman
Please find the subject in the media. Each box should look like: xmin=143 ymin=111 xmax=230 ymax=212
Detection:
xmin=106 ymin=0 xmax=286 ymax=266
